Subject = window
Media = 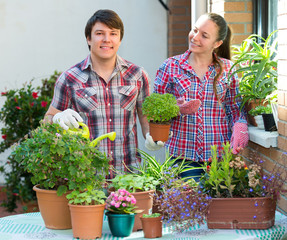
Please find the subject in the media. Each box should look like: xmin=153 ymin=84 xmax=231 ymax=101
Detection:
xmin=253 ymin=0 xmax=278 ymax=38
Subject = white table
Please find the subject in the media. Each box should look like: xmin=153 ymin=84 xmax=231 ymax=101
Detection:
xmin=0 ymin=211 xmax=286 ymax=240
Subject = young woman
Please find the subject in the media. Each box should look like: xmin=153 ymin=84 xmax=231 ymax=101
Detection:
xmin=146 ymin=13 xmax=248 ymax=180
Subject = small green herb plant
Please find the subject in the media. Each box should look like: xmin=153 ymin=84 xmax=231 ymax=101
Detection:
xmin=66 ymin=187 xmax=106 ymax=205
xmin=12 ymin=122 xmax=110 ymax=197
xmin=248 ymin=105 xmax=272 ymax=116
xmin=109 ymin=174 xmax=159 ymax=193
xmin=142 ymin=213 xmax=161 ymax=218
xmin=142 ymin=93 xmax=179 ymax=123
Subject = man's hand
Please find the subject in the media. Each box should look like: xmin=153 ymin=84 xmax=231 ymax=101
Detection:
xmin=53 ymin=109 xmax=83 ymax=130
xmin=230 ymin=122 xmax=249 ymax=154
xmin=177 ymin=97 xmax=201 ymax=115
xmin=145 ymin=133 xmax=165 ymax=151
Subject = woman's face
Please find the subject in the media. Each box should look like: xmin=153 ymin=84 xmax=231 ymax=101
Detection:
xmin=188 ymin=16 xmax=223 ymax=54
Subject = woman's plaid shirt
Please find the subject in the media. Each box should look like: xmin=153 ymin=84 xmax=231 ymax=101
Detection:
xmin=154 ymin=50 xmax=247 ymax=162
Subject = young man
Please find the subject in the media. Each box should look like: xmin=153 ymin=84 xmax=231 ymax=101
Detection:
xmin=44 ymin=9 xmax=150 ymax=175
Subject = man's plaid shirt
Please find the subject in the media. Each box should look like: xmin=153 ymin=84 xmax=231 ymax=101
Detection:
xmin=154 ymin=50 xmax=247 ymax=162
xmin=51 ymin=55 xmax=150 ymax=172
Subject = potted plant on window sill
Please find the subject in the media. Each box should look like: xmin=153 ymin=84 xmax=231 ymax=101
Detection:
xmin=142 ymin=93 xmax=179 ymax=142
xmin=199 ymin=142 xmax=286 ymax=229
xmin=228 ymin=31 xmax=278 ymax=126
xmin=140 ymin=213 xmax=163 ymax=238
xmin=12 ymin=122 xmax=111 ymax=229
xmin=108 ymin=174 xmax=159 ymax=231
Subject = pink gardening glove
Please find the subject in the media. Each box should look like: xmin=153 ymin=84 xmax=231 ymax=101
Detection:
xmin=230 ymin=122 xmax=249 ymax=154
xmin=177 ymin=97 xmax=201 ymax=115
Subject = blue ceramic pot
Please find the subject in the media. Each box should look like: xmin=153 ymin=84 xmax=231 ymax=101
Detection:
xmin=105 ymin=212 xmax=135 ymax=237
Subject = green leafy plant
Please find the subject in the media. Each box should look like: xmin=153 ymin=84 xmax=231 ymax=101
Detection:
xmin=109 ymin=174 xmax=159 ymax=193
xmin=142 ymin=213 xmax=161 ymax=218
xmin=105 ymin=188 xmax=138 ymax=214
xmin=142 ymin=93 xmax=179 ymax=123
xmin=132 ymin=149 xmax=200 ymax=191
xmin=199 ymin=142 xmax=287 ymax=199
xmin=12 ymin=122 xmax=110 ymax=197
xmin=66 ymin=187 xmax=106 ymax=205
xmin=228 ymin=31 xmax=278 ymax=108
xmin=248 ymin=105 xmax=272 ymax=116
xmin=0 ymin=71 xmax=60 ymax=212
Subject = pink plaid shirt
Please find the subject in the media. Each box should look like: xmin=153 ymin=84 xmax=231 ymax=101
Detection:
xmin=51 ymin=55 xmax=150 ymax=172
xmin=154 ymin=50 xmax=247 ymax=162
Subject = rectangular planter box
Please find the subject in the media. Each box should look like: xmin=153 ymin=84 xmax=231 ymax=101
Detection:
xmin=207 ymin=197 xmax=276 ymax=229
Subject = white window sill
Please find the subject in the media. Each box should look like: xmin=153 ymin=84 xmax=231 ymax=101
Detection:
xmin=248 ymin=126 xmax=278 ymax=148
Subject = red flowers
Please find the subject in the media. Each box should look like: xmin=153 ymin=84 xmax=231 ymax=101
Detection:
xmin=32 ymin=92 xmax=38 ymax=99
xmin=16 ymin=106 xmax=21 ymax=110
xmin=41 ymin=101 xmax=48 ymax=108
xmin=1 ymin=92 xmax=8 ymax=96
xmin=2 ymin=135 xmax=7 ymax=140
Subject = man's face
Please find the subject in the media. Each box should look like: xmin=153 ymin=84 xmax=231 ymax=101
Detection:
xmin=87 ymin=22 xmax=121 ymax=62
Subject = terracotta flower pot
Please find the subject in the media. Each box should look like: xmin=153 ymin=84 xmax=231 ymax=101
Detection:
xmin=33 ymin=185 xmax=72 ymax=229
xmin=69 ymin=203 xmax=105 ymax=239
xmin=149 ymin=122 xmax=171 ymax=142
xmin=207 ymin=197 xmax=276 ymax=229
xmin=140 ymin=216 xmax=162 ymax=238
xmin=245 ymin=100 xmax=268 ymax=127
xmin=132 ymin=190 xmax=155 ymax=231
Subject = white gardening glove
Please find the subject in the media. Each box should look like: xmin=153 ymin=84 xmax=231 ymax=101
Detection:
xmin=145 ymin=133 xmax=165 ymax=151
xmin=53 ymin=109 xmax=83 ymax=130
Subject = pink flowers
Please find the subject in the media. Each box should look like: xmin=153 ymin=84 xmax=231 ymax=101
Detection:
xmin=106 ymin=189 xmax=137 ymax=214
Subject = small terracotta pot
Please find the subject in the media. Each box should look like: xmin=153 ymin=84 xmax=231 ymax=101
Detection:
xmin=207 ymin=197 xmax=276 ymax=229
xmin=132 ymin=190 xmax=155 ymax=232
xmin=33 ymin=185 xmax=71 ymax=229
xmin=149 ymin=122 xmax=171 ymax=142
xmin=140 ymin=216 xmax=162 ymax=238
xmin=69 ymin=203 xmax=105 ymax=239
xmin=245 ymin=100 xmax=268 ymax=127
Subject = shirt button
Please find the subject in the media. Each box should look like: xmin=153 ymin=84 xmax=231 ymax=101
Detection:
xmin=85 ymin=94 xmax=88 ymax=97
xmin=106 ymin=88 xmax=108 ymax=91
xmin=109 ymin=119 xmax=112 ymax=122
xmin=111 ymin=151 xmax=113 ymax=154
xmin=108 ymin=103 xmax=110 ymax=106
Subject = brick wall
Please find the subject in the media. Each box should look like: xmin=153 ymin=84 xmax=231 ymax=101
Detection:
xmin=208 ymin=0 xmax=287 ymax=215
xmin=209 ymin=0 xmax=253 ymax=44
xmin=167 ymin=0 xmax=191 ymax=57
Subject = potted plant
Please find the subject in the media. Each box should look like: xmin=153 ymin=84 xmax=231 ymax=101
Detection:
xmin=105 ymin=189 xmax=140 ymax=237
xmin=67 ymin=187 xmax=107 ymax=239
xmin=109 ymin=174 xmax=158 ymax=231
xmin=140 ymin=213 xmax=163 ymax=238
xmin=142 ymin=93 xmax=179 ymax=142
xmin=154 ymin=174 xmax=210 ymax=232
xmin=228 ymin=31 xmax=277 ymax=126
xmin=12 ymin=122 xmax=110 ymax=229
xmin=199 ymin=142 xmax=286 ymax=229
xmin=248 ymin=105 xmax=270 ymax=129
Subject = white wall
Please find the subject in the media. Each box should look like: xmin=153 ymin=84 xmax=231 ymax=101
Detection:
xmin=0 ymin=0 xmax=168 ymax=183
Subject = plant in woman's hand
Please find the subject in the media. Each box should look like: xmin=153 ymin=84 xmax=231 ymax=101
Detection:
xmin=106 ymin=189 xmax=138 ymax=214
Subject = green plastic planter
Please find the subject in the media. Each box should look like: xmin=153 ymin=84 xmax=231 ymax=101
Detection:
xmin=105 ymin=212 xmax=135 ymax=237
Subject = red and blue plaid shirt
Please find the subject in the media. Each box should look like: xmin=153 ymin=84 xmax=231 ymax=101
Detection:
xmin=51 ymin=55 xmax=150 ymax=172
xmin=154 ymin=50 xmax=247 ymax=162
